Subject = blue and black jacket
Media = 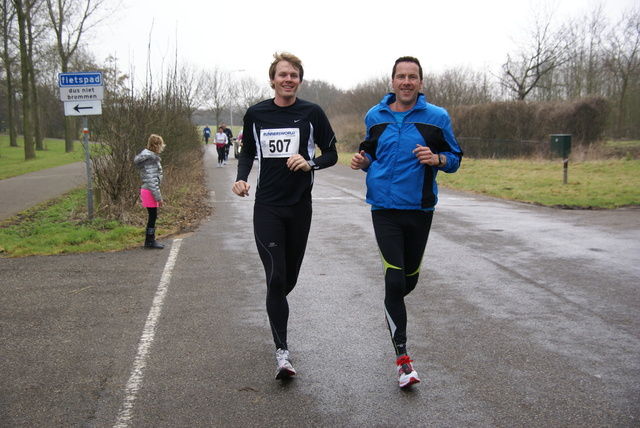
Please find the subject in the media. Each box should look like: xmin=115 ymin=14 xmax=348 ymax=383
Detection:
xmin=359 ymin=93 xmax=463 ymax=210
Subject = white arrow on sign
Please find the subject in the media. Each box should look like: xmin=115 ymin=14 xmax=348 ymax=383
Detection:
xmin=64 ymin=100 xmax=102 ymax=116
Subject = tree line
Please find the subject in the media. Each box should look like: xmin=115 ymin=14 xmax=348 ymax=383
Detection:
xmin=1 ymin=1 xmax=638 ymax=163
xmin=297 ymin=4 xmax=639 ymax=148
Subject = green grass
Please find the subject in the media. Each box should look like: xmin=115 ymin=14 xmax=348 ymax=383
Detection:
xmin=1 ymin=149 xmax=638 ymax=258
xmin=0 ymin=136 xmax=85 ymax=179
xmin=437 ymin=158 xmax=640 ymax=208
xmin=0 ymin=188 xmax=142 ymax=257
xmin=337 ymin=153 xmax=640 ymax=209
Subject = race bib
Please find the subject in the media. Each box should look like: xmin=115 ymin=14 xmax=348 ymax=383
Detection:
xmin=260 ymin=128 xmax=300 ymax=158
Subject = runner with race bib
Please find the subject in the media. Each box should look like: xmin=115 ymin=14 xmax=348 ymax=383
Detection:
xmin=232 ymin=52 xmax=338 ymax=380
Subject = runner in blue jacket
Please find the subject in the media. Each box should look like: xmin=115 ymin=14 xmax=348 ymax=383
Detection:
xmin=351 ymin=56 xmax=462 ymax=388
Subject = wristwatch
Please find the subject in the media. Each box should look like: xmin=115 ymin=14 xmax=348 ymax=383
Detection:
xmin=437 ymin=154 xmax=445 ymax=166
xmin=308 ymin=160 xmax=319 ymax=170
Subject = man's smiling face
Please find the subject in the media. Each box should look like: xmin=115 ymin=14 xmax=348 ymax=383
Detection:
xmin=392 ymin=61 xmax=423 ymax=108
xmin=271 ymin=61 xmax=301 ymax=106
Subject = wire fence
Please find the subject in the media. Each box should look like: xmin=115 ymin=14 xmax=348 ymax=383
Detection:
xmin=458 ymin=138 xmax=551 ymax=159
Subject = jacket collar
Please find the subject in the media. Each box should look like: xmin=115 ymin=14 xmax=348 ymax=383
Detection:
xmin=380 ymin=92 xmax=428 ymax=113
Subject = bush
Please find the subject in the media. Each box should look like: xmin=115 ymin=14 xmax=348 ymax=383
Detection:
xmin=330 ymin=113 xmax=366 ymax=153
xmin=89 ymin=93 xmax=203 ymax=223
xmin=451 ymin=96 xmax=611 ymax=146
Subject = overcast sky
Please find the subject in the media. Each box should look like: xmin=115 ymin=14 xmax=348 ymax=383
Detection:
xmin=91 ymin=0 xmax=637 ymax=91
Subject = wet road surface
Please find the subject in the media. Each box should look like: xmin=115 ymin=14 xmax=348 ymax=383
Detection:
xmin=1 ymin=146 xmax=638 ymax=427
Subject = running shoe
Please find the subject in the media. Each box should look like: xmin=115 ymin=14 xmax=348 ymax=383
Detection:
xmin=275 ymin=348 xmax=296 ymax=379
xmin=397 ymin=355 xmax=420 ymax=388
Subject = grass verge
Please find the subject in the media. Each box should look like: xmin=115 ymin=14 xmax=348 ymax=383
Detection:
xmin=0 ymin=189 xmax=142 ymax=257
xmin=437 ymin=158 xmax=640 ymax=208
xmin=337 ymin=153 xmax=640 ymax=209
xmin=1 ymin=150 xmax=637 ymax=258
xmin=0 ymin=179 xmax=211 ymax=257
xmin=0 ymin=136 xmax=85 ymax=179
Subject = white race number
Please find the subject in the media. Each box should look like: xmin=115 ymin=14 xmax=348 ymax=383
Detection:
xmin=260 ymin=128 xmax=300 ymax=158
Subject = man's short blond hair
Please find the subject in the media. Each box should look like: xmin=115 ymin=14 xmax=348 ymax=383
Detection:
xmin=268 ymin=52 xmax=304 ymax=87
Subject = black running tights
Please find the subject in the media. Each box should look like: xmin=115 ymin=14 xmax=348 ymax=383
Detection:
xmin=253 ymin=199 xmax=312 ymax=351
xmin=372 ymin=209 xmax=434 ymax=356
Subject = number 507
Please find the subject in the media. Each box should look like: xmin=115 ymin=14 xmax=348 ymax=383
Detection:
xmin=269 ymin=139 xmax=291 ymax=153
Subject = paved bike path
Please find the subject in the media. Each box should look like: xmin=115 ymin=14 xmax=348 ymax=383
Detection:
xmin=0 ymin=162 xmax=86 ymax=221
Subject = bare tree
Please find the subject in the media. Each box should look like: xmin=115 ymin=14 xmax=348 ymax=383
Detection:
xmin=26 ymin=0 xmax=48 ymax=150
xmin=169 ymin=63 xmax=207 ymax=117
xmin=101 ymin=54 xmax=131 ymax=99
xmin=427 ymin=67 xmax=495 ymax=109
xmin=298 ymin=79 xmax=342 ymax=115
xmin=201 ymin=67 xmax=230 ymax=128
xmin=561 ymin=5 xmax=608 ymax=99
xmin=0 ymin=0 xmax=19 ymax=147
xmin=12 ymin=0 xmax=39 ymax=160
xmin=45 ymin=0 xmax=110 ymax=152
xmin=604 ymin=7 xmax=640 ymax=138
xmin=499 ymin=5 xmax=573 ymax=101
xmin=342 ymin=75 xmax=389 ymax=116
xmin=225 ymin=74 xmax=269 ymax=129
xmin=234 ymin=74 xmax=270 ymax=111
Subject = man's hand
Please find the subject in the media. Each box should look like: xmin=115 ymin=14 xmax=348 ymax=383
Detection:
xmin=232 ymin=180 xmax=250 ymax=197
xmin=287 ymin=154 xmax=312 ymax=172
xmin=350 ymin=150 xmax=371 ymax=170
xmin=413 ymin=145 xmax=439 ymax=165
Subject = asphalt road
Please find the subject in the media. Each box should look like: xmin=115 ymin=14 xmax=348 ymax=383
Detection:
xmin=1 ymin=145 xmax=639 ymax=427
xmin=0 ymin=162 xmax=87 ymax=221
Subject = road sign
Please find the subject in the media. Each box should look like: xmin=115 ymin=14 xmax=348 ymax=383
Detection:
xmin=58 ymin=72 xmax=103 ymax=220
xmin=58 ymin=72 xmax=103 ymax=87
xmin=64 ymin=100 xmax=102 ymax=116
xmin=58 ymin=71 xmax=104 ymax=112
xmin=59 ymin=85 xmax=104 ymax=102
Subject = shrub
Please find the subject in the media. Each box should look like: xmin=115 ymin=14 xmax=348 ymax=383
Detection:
xmin=89 ymin=93 xmax=203 ymax=223
xmin=451 ymin=96 xmax=611 ymax=145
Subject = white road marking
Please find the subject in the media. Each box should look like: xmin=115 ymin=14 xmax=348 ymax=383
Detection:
xmin=113 ymin=239 xmax=183 ymax=428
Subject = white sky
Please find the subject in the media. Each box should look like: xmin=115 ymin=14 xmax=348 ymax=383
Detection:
xmin=90 ymin=0 xmax=637 ymax=91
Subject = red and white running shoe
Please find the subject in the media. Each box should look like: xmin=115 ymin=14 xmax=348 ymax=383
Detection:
xmin=397 ymin=355 xmax=420 ymax=388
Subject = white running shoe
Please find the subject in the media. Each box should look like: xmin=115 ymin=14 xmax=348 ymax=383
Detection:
xmin=275 ymin=348 xmax=296 ymax=379
xmin=397 ymin=355 xmax=420 ymax=388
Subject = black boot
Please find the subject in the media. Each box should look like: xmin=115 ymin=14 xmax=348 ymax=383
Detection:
xmin=144 ymin=227 xmax=164 ymax=249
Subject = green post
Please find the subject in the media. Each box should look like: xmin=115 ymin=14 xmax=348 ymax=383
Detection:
xmin=550 ymin=134 xmax=572 ymax=184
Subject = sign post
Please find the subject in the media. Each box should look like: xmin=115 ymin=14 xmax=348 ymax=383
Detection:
xmin=81 ymin=116 xmax=94 ymax=219
xmin=59 ymin=72 xmax=104 ymax=220
xmin=550 ymin=134 xmax=572 ymax=185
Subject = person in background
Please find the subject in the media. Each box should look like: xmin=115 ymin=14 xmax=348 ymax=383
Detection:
xmin=221 ymin=122 xmax=233 ymax=164
xmin=351 ymin=56 xmax=463 ymax=388
xmin=232 ymin=52 xmax=338 ymax=380
xmin=214 ymin=126 xmax=228 ymax=167
xmin=134 ymin=134 xmax=166 ymax=249
xmin=203 ymin=125 xmax=211 ymax=144
xmin=236 ymin=130 xmax=243 ymax=157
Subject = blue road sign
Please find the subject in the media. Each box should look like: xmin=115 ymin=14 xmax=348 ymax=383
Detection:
xmin=58 ymin=72 xmax=103 ymax=87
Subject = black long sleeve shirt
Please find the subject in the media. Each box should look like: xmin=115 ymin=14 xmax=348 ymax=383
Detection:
xmin=236 ymin=98 xmax=338 ymax=206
